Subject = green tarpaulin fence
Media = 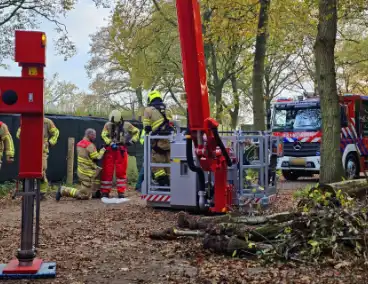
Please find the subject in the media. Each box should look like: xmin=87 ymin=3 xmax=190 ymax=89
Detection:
xmin=0 ymin=114 xmax=143 ymax=183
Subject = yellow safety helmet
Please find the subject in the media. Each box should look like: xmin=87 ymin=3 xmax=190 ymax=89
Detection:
xmin=109 ymin=109 xmax=122 ymax=123
xmin=147 ymin=90 xmax=162 ymax=104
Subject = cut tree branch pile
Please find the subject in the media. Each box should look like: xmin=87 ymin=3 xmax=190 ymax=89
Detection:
xmin=149 ymin=182 xmax=368 ymax=263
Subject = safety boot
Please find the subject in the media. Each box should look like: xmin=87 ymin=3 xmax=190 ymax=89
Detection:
xmin=55 ymin=185 xmax=62 ymax=202
xmin=92 ymin=190 xmax=102 ymax=199
xmin=118 ymin=193 xmax=125 ymax=199
xmin=162 ymin=175 xmax=170 ymax=186
xmin=156 ymin=176 xmax=170 ymax=186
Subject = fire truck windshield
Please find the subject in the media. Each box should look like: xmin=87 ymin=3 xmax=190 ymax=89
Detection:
xmin=272 ymin=107 xmax=321 ymax=132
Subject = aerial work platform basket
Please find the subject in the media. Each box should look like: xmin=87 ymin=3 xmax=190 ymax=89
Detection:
xmin=141 ymin=129 xmax=283 ymax=212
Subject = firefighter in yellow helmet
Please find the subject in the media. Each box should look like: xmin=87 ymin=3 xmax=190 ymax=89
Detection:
xmin=100 ymin=109 xmax=140 ymax=198
xmin=56 ymin=128 xmax=106 ymax=200
xmin=17 ymin=117 xmax=59 ymax=200
xmin=143 ymin=90 xmax=174 ymax=186
xmin=0 ymin=121 xmax=15 ymax=169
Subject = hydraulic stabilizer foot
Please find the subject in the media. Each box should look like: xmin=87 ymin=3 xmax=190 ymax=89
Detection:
xmin=0 ymin=260 xmax=57 ymax=279
xmin=0 ymin=179 xmax=56 ymax=279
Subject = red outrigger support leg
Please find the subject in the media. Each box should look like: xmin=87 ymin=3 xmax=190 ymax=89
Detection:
xmin=0 ymin=30 xmax=56 ymax=279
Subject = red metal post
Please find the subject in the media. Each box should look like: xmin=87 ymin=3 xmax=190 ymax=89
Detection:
xmin=0 ymin=30 xmax=45 ymax=178
xmin=0 ymin=30 xmax=47 ymax=276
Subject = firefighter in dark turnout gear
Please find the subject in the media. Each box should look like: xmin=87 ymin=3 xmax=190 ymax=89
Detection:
xmin=101 ymin=110 xmax=139 ymax=198
xmin=143 ymin=90 xmax=173 ymax=186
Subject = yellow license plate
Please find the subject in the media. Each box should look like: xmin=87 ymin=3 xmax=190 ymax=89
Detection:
xmin=289 ymin=158 xmax=306 ymax=166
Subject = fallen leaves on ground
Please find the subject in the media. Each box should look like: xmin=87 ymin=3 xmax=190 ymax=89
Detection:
xmin=0 ymin=188 xmax=367 ymax=283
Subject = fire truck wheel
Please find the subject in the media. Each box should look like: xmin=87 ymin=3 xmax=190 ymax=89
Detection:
xmin=345 ymin=153 xmax=359 ymax=179
xmin=282 ymin=170 xmax=300 ymax=181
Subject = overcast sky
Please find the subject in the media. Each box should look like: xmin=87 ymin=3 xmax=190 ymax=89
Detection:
xmin=1 ymin=0 xmax=111 ymax=92
xmin=0 ymin=0 xmax=305 ymax=102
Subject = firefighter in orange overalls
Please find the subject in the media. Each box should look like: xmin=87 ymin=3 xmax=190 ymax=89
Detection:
xmin=100 ymin=110 xmax=139 ymax=198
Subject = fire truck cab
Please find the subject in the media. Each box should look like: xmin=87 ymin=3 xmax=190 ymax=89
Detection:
xmin=270 ymin=93 xmax=368 ymax=180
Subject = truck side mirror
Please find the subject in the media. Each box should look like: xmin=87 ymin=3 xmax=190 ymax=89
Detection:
xmin=266 ymin=109 xmax=271 ymax=130
xmin=340 ymin=106 xmax=348 ymax=128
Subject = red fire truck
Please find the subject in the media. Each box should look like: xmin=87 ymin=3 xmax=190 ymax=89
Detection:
xmin=271 ymin=93 xmax=367 ymax=180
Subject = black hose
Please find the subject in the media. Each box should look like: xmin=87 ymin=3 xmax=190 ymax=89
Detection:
xmin=185 ymin=108 xmax=206 ymax=193
xmin=212 ymin=127 xmax=233 ymax=167
xmin=186 ymin=132 xmax=206 ymax=193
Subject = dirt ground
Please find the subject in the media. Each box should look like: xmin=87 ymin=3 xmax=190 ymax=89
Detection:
xmin=0 ymin=181 xmax=367 ymax=284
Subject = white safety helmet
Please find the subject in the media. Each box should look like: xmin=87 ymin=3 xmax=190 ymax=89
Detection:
xmin=109 ymin=109 xmax=122 ymax=123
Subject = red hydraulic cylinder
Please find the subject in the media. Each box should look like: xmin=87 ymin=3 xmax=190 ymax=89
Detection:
xmin=175 ymin=0 xmax=210 ymax=131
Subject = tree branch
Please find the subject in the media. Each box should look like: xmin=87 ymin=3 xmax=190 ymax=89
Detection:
xmin=151 ymin=0 xmax=177 ymax=27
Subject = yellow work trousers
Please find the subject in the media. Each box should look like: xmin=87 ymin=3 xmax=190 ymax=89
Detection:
xmin=0 ymin=141 xmax=3 ymax=170
xmin=60 ymin=168 xmax=101 ymax=200
xmin=152 ymin=139 xmax=170 ymax=180
xmin=40 ymin=153 xmax=49 ymax=193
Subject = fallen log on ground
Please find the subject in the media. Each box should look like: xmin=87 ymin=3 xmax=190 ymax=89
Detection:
xmin=149 ymin=227 xmax=205 ymax=240
xmin=151 ymin=187 xmax=368 ymax=263
xmin=203 ymin=235 xmax=273 ymax=255
xmin=177 ymin=211 xmax=298 ymax=229
xmin=319 ymin=179 xmax=368 ymax=199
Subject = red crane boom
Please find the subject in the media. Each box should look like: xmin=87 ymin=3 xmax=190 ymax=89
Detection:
xmin=175 ymin=0 xmax=233 ymax=213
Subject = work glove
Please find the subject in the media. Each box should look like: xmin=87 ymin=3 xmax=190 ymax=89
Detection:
xmin=6 ymin=156 xmax=14 ymax=163
xmin=111 ymin=143 xmax=118 ymax=150
xmin=125 ymin=141 xmax=135 ymax=146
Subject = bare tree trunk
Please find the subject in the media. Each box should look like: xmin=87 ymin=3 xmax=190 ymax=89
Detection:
xmin=214 ymin=86 xmax=224 ymax=122
xmin=135 ymin=86 xmax=144 ymax=121
xmin=314 ymin=0 xmax=343 ymax=183
xmin=252 ymin=0 xmax=270 ymax=131
xmin=263 ymin=68 xmax=272 ymax=128
xmin=209 ymin=44 xmax=224 ymax=123
xmin=135 ymin=86 xmax=143 ymax=108
xmin=230 ymin=75 xmax=240 ymax=129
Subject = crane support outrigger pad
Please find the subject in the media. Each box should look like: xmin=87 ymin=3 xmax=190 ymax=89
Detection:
xmin=0 ymin=31 xmax=56 ymax=279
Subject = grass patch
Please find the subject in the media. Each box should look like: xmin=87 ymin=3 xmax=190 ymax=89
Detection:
xmin=127 ymin=155 xmax=138 ymax=186
xmin=0 ymin=181 xmax=16 ymax=197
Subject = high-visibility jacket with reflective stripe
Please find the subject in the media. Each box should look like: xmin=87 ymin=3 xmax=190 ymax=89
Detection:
xmin=143 ymin=106 xmax=173 ymax=133
xmin=139 ymin=129 xmax=145 ymax=145
xmin=101 ymin=121 xmax=139 ymax=145
xmin=16 ymin=117 xmax=59 ymax=153
xmin=0 ymin=121 xmax=15 ymax=159
xmin=77 ymin=138 xmax=105 ymax=178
